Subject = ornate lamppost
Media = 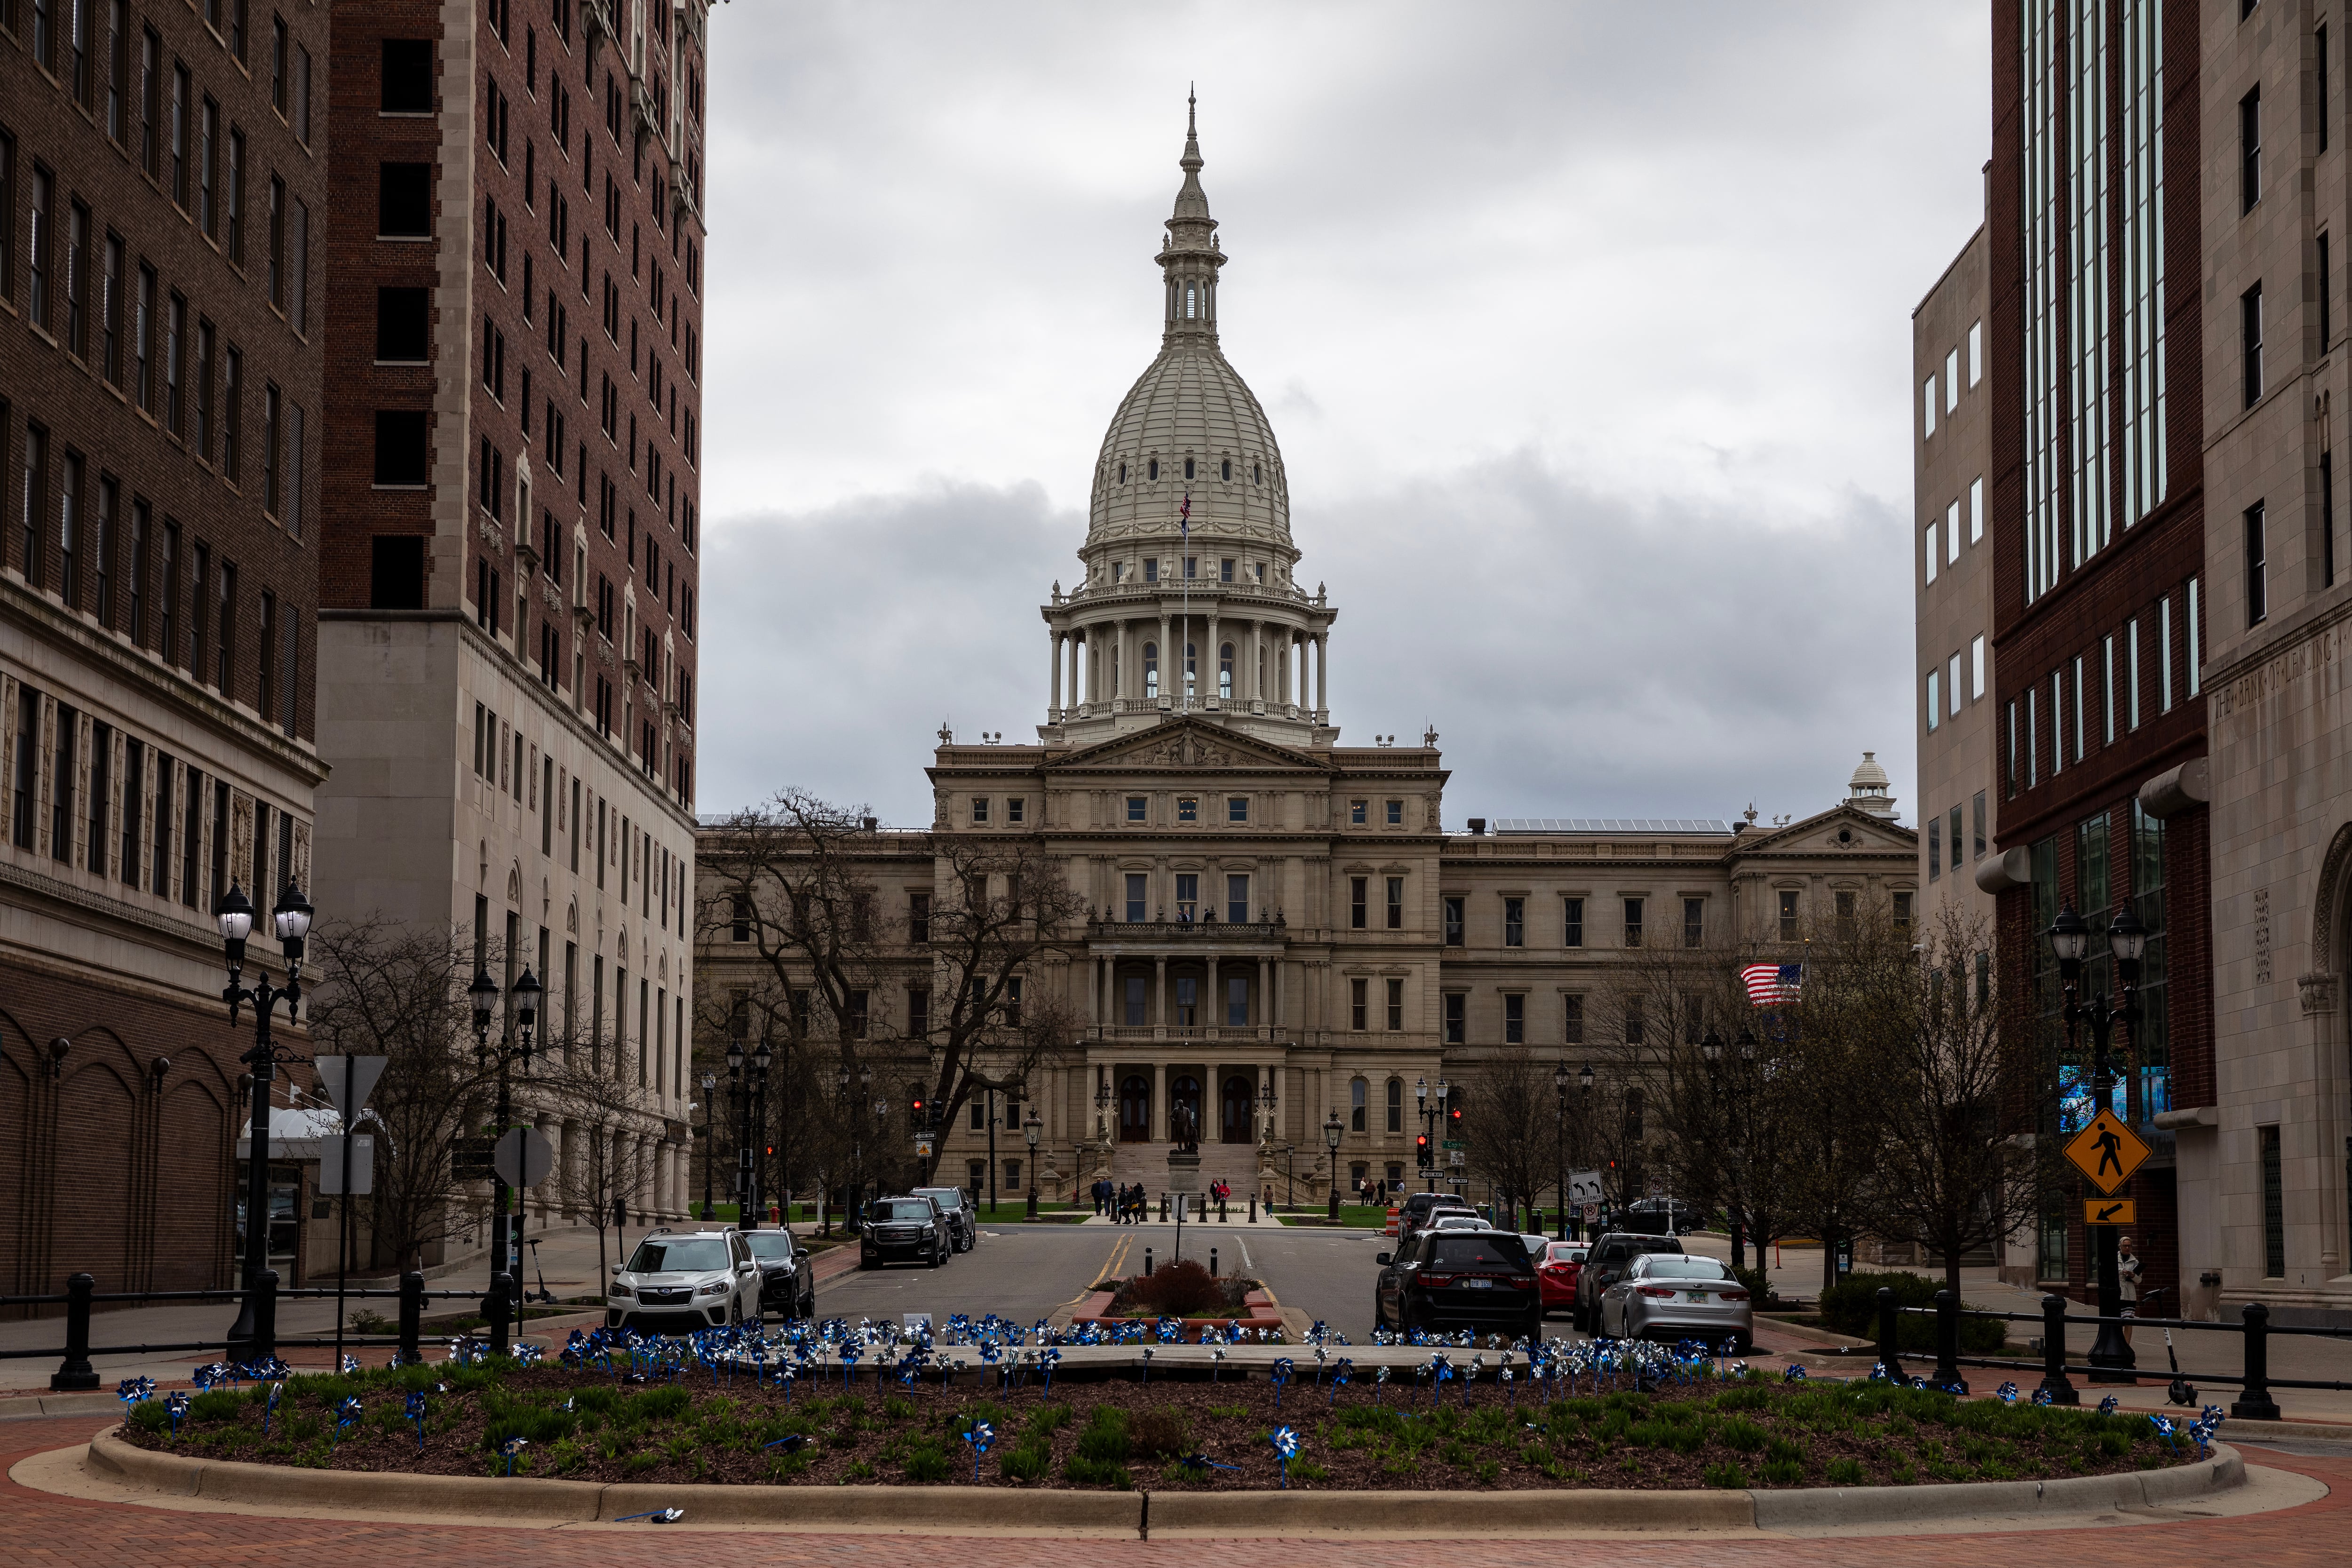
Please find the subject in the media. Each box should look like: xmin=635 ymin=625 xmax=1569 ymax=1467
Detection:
xmin=1257 ymin=1077 xmax=1279 ymax=1209
xmin=1323 ymin=1110 xmax=1343 ymax=1221
xmin=2049 ymin=904 xmax=2148 ymax=1380
xmin=727 ymin=1037 xmax=748 ymax=1222
xmin=470 ymin=962 xmax=539 ymax=1336
xmin=698 ymin=1072 xmax=718 ymax=1220
xmin=217 ymin=880 xmax=314 ymax=1363
xmin=746 ymin=1037 xmax=771 ymax=1229
xmin=1024 ymin=1109 xmax=1043 ymax=1219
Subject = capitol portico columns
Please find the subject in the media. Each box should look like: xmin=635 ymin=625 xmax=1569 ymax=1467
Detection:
xmin=1049 ymin=631 xmax=1063 ymax=719
xmin=1316 ymin=633 xmax=1328 ymax=716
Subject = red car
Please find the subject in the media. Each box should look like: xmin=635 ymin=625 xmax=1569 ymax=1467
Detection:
xmin=1535 ymin=1241 xmax=1588 ymax=1315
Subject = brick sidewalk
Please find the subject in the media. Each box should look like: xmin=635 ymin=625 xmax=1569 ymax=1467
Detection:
xmin=5 ymin=1415 xmax=2348 ymax=1564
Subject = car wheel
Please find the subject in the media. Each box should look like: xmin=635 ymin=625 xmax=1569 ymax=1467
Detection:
xmin=858 ymin=1254 xmax=876 ymax=1271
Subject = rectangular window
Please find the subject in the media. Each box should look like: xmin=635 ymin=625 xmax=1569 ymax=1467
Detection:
xmin=2050 ymin=670 xmax=2064 ymax=775
xmin=56 ymin=449 xmax=81 ymax=607
xmin=2241 ymin=85 xmax=2261 ymax=213
xmin=1175 ymin=795 xmax=1196 ymax=823
xmin=1925 ymin=669 xmax=1940 ymax=732
xmin=133 ymin=263 xmax=153 ymax=411
xmin=1778 ymin=889 xmax=1799 ymax=940
xmin=1563 ymin=896 xmax=1583 ymax=947
xmin=17 ymin=686 xmax=43 ymax=850
xmin=1006 ymin=796 xmax=1024 ymax=824
xmin=1971 ymin=634 xmax=1986 ymax=700
xmin=2243 ymin=283 xmax=2264 ymax=408
xmin=99 ymin=231 xmax=120 ymax=382
xmin=1350 ymin=876 xmax=1367 ymax=929
xmin=50 ymin=703 xmax=78 ymax=864
xmin=19 ymin=424 xmax=48 ymax=589
xmin=1503 ymin=895 xmax=1523 ymax=946
xmin=2189 ymin=576 xmax=2203 ymax=697
xmin=2027 ymin=685 xmax=2039 ymax=787
xmin=1683 ymin=896 xmax=1703 ymax=947
xmin=193 ymin=319 xmax=213 ymax=460
xmin=1224 ymin=873 xmax=1249 ymax=925
xmin=1123 ymin=872 xmax=1146 ymax=923
xmin=1944 ymin=347 xmax=1959 ymax=412
xmin=1970 ymin=475 xmax=1983 ymax=542
xmin=64 ymin=199 xmax=87 ymax=357
xmin=1973 ymin=791 xmax=1987 ymax=859
xmin=1624 ymin=995 xmax=1645 ymax=1046
xmin=1443 ymin=895 xmax=1463 ymax=945
xmin=2245 ymin=504 xmax=2266 ymax=625
xmin=1928 ymin=816 xmax=1942 ymax=880
xmin=2127 ymin=618 xmax=2142 ymax=728
xmin=222 ymin=346 xmax=241 ymax=479
xmin=1922 ymin=374 xmax=1936 ymax=438
xmin=120 ymin=738 xmax=142 ymax=886
xmin=2324 ymin=232 xmax=2336 ymax=352
xmin=1386 ymin=798 xmax=1402 ymax=825
xmin=2326 ymin=450 xmax=2337 ymax=590
xmin=1948 ymin=803 xmax=1963 ymax=873
xmin=1123 ymin=975 xmax=1144 ymax=1026
xmin=1967 ymin=318 xmax=1982 ymax=385
xmin=2159 ymin=596 xmax=2175 ymax=713
xmin=1351 ymin=977 xmax=1368 ymax=1032
xmin=1349 ymin=1078 xmax=1368 ymax=1134
xmin=226 ymin=126 xmax=243 ymax=263
xmin=1503 ymin=991 xmax=1524 ymax=1043
xmin=1387 ymin=978 xmax=1405 ymax=1032
xmin=2261 ymin=1124 xmax=2285 ymax=1276
xmin=1350 ymin=799 xmax=1367 ymax=825
xmin=1946 ymin=500 xmax=1960 ymax=564
xmin=1443 ymin=991 xmax=1465 ymax=1044
xmin=2073 ymin=655 xmax=2086 ymax=759
xmin=1924 ymin=521 xmax=1938 ymax=584
xmin=1623 ymin=896 xmax=1643 ymax=947
xmin=2103 ymin=634 xmax=2117 ymax=741
xmin=1562 ymin=994 xmax=1584 ymax=1044
xmin=1227 ymin=795 xmax=1247 ymax=823
xmin=198 ymin=96 xmax=215 ymax=237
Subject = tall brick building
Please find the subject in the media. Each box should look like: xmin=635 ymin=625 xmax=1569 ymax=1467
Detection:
xmin=1979 ymin=0 xmax=2214 ymax=1313
xmin=308 ymin=0 xmax=708 ymax=1237
xmin=2 ymin=0 xmax=329 ymax=1292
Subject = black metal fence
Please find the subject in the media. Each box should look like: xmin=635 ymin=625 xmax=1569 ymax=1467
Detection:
xmin=0 ymin=1270 xmax=527 ymax=1393
xmin=1872 ymin=1286 xmax=2352 ymax=1420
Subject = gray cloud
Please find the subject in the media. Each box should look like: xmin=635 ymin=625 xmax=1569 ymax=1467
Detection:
xmin=700 ymin=457 xmax=1910 ymax=828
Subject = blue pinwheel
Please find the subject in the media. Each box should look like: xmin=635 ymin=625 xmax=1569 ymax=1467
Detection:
xmin=405 ymin=1390 xmax=429 ymax=1451
xmin=2149 ymin=1414 xmax=2181 ymax=1454
xmin=1270 ymin=1425 xmax=1300 ymax=1488
xmin=964 ymin=1420 xmax=994 ymax=1481
xmin=614 ymin=1508 xmax=686 ymax=1523
xmin=1374 ymin=1364 xmax=1391 ymax=1405
xmin=1783 ymin=1363 xmax=1807 ymax=1383
xmin=334 ymin=1395 xmax=363 ymax=1446
xmin=191 ymin=1362 xmax=228 ymax=1392
xmin=117 ymin=1377 xmax=157 ymax=1406
xmin=1039 ymin=1347 xmax=1062 ymax=1399
xmin=2032 ymin=1385 xmax=2054 ymax=1407
xmin=340 ymin=1353 xmax=361 ymax=1375
xmin=264 ymin=1380 xmax=284 ymax=1436
xmin=2097 ymin=1395 xmax=2119 ymax=1415
xmin=1270 ymin=1357 xmax=1294 ymax=1410
xmin=1140 ymin=1346 xmax=1155 ymax=1385
xmin=514 ymin=1342 xmax=543 ymax=1369
xmin=164 ymin=1390 xmax=190 ymax=1438
xmin=1994 ymin=1381 xmax=2020 ymax=1405
xmin=500 ymin=1435 xmax=529 ymax=1475
xmin=1329 ymin=1359 xmax=1353 ymax=1406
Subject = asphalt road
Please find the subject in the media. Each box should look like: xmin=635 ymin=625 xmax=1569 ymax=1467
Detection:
xmin=812 ymin=1221 xmax=1396 ymax=1337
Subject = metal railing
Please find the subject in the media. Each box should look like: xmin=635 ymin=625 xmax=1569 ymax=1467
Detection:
xmin=1864 ymin=1285 xmax=2352 ymax=1419
xmin=1 ymin=1270 xmax=534 ymax=1393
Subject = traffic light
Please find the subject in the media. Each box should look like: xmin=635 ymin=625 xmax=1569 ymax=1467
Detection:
xmin=1447 ymin=1106 xmax=1463 ymax=1133
xmin=910 ymin=1096 xmax=927 ymax=1127
xmin=1415 ymin=1133 xmax=1431 ymax=1168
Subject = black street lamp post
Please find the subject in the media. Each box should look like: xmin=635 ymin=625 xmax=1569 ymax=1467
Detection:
xmin=2049 ymin=904 xmax=2148 ymax=1381
xmin=746 ymin=1038 xmax=771 ymax=1229
xmin=470 ymin=963 xmax=540 ymax=1338
xmin=1323 ymin=1110 xmax=1343 ymax=1221
xmin=1702 ymin=1030 xmax=1755 ymax=1268
xmin=838 ymin=1062 xmax=873 ymax=1227
xmin=1577 ymin=1063 xmax=1594 ymax=1237
xmin=727 ymin=1038 xmax=748 ymax=1225
xmin=1024 ymin=1109 xmax=1042 ymax=1220
xmin=1258 ymin=1078 xmax=1279 ymax=1208
xmin=1553 ymin=1060 xmax=1570 ymax=1241
xmin=218 ymin=880 xmax=315 ymax=1364
xmin=699 ymin=1073 xmax=718 ymax=1220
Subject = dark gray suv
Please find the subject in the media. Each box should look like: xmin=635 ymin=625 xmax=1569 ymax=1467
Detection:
xmin=1571 ymin=1230 xmax=1686 ymax=1333
xmin=859 ymin=1194 xmax=950 ymax=1269
xmin=913 ymin=1186 xmax=977 ymax=1252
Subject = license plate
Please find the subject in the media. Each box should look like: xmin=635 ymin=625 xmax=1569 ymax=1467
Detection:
xmin=1686 ymin=1291 xmax=1709 ymax=1302
xmin=1464 ymin=1277 xmax=1494 ymax=1289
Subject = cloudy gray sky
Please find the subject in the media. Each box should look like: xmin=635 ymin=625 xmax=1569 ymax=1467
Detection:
xmin=695 ymin=2 xmax=1988 ymax=829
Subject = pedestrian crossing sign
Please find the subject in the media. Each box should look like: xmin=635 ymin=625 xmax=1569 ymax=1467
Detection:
xmin=2063 ymin=1108 xmax=2151 ymax=1194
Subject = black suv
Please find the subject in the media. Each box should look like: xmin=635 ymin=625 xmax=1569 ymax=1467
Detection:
xmin=913 ymin=1186 xmax=978 ymax=1252
xmin=1397 ymin=1192 xmax=1477 ymax=1234
xmin=1374 ymin=1230 xmax=1541 ymax=1340
xmin=744 ymin=1228 xmax=816 ymax=1321
xmin=1571 ymin=1230 xmax=1686 ymax=1332
xmin=859 ymin=1194 xmax=950 ymax=1269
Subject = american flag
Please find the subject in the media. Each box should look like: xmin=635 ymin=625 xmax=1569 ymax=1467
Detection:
xmin=1742 ymin=963 xmax=1802 ymax=1006
xmin=1180 ymin=491 xmax=1192 ymax=537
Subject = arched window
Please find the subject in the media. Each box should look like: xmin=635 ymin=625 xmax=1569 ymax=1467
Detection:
xmin=1185 ymin=284 xmax=1197 ymax=318
xmin=1386 ymin=1077 xmax=1404 ymax=1133
xmin=1252 ymin=462 xmax=1261 ymax=485
xmin=1118 ymin=461 xmax=1127 ymax=484
xmin=1218 ymin=642 xmax=1233 ymax=700
xmin=1184 ymin=456 xmax=1195 ymax=481
xmin=1221 ymin=458 xmax=1232 ymax=481
xmin=1351 ymin=1077 xmax=1368 ymax=1133
xmin=1143 ymin=642 xmax=1159 ymax=699
xmin=1147 ymin=458 xmax=1158 ymax=482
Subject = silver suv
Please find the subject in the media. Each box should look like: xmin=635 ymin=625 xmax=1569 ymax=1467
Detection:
xmin=607 ymin=1227 xmax=763 ymax=1333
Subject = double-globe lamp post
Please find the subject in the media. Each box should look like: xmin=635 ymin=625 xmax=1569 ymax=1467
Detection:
xmin=699 ymin=1073 xmax=719 ymax=1221
xmin=217 ymin=880 xmax=315 ymax=1364
xmin=1024 ymin=1109 xmax=1042 ymax=1219
xmin=2048 ymin=902 xmax=2149 ymax=1380
xmin=468 ymin=961 xmax=540 ymax=1334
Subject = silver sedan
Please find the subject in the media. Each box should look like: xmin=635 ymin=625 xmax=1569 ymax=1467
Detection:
xmin=1597 ymin=1252 xmax=1753 ymax=1353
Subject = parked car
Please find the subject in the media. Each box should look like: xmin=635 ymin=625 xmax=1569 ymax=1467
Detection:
xmin=1431 ymin=1214 xmax=1493 ymax=1232
xmin=1396 ymin=1193 xmax=1471 ymax=1232
xmin=1620 ymin=1197 xmax=1704 ymax=1236
xmin=1572 ymin=1230 xmax=1687 ymax=1332
xmin=913 ymin=1186 xmax=979 ymax=1252
xmin=1410 ymin=1205 xmax=1481 ymax=1234
xmin=859 ymin=1194 xmax=950 ymax=1269
xmin=1595 ymin=1251 xmax=1753 ymax=1352
xmin=743 ymin=1228 xmax=816 ymax=1321
xmin=1374 ymin=1230 xmax=1542 ymax=1341
xmin=1535 ymin=1240 xmax=1589 ymax=1317
xmin=606 ymin=1227 xmax=763 ymax=1334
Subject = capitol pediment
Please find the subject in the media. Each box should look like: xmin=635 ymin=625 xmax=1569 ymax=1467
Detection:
xmin=1048 ymin=716 xmax=1329 ymax=775
xmin=1732 ymin=803 xmax=1917 ymax=857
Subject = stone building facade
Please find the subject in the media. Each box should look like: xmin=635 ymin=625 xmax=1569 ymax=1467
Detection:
xmin=1 ymin=0 xmax=329 ymax=1292
xmin=306 ymin=0 xmax=711 ymax=1237
xmin=695 ymin=109 xmax=1917 ymax=1213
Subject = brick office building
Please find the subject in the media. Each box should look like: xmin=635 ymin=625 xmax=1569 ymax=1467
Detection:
xmin=1 ymin=2 xmax=329 ymax=1293
xmin=308 ymin=0 xmax=709 ymax=1238
xmin=1980 ymin=0 xmax=2216 ymax=1315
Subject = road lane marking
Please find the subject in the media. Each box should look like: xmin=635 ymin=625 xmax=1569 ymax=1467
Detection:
xmin=1231 ymin=1234 xmax=1253 ymax=1272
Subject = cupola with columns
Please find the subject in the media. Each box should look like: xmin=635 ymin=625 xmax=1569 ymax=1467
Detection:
xmin=1041 ymin=96 xmax=1337 ymax=748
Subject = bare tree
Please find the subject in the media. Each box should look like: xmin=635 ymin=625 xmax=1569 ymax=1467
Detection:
xmin=1857 ymin=906 xmax=2047 ymax=1297
xmin=530 ymin=1041 xmax=674 ymax=1284
xmin=303 ymin=919 xmax=497 ymax=1272
xmin=697 ymin=790 xmax=1085 ymax=1212
xmin=1462 ymin=1045 xmax=1554 ymax=1223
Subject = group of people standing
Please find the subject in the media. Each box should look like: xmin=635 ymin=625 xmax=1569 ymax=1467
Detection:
xmin=1091 ymin=1178 xmax=1149 ymax=1223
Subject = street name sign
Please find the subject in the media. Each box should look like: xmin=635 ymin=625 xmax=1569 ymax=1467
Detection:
xmin=2063 ymin=1109 xmax=2151 ymax=1194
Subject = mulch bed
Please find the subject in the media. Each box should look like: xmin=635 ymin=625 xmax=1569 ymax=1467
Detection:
xmin=116 ymin=1361 xmax=2196 ymax=1492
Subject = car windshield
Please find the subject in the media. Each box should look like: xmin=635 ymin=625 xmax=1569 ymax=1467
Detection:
xmin=627 ymin=1238 xmax=730 ymax=1273
xmin=1638 ymin=1256 xmax=1731 ymax=1280
xmin=1428 ymin=1236 xmax=1528 ymax=1268
xmin=876 ymin=1200 xmax=933 ymax=1222
xmin=743 ymin=1233 xmax=794 ymax=1260
xmin=914 ymin=1188 xmax=964 ymax=1210
xmin=1545 ymin=1243 xmax=1587 ymax=1262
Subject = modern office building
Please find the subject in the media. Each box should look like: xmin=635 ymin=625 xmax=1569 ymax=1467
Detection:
xmin=1981 ymin=0 xmax=2214 ymax=1313
xmin=309 ymin=0 xmax=709 ymax=1239
xmin=1 ymin=0 xmax=328 ymax=1292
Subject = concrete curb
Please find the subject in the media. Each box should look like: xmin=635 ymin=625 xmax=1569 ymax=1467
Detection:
xmin=2224 ymin=1418 xmax=2352 ymax=1444
xmin=77 ymin=1426 xmax=2251 ymax=1536
xmin=1748 ymin=1442 xmax=2246 ymax=1530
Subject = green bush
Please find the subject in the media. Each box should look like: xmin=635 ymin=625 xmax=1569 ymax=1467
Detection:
xmin=1716 ymin=1417 xmax=1768 ymax=1453
xmin=1065 ymin=1454 xmax=1133 ymax=1488
xmin=1817 ymin=1272 xmax=2005 ymax=1352
xmin=900 ymin=1436 xmax=952 ymax=1483
xmin=1000 ymin=1438 xmax=1055 ymax=1482
xmin=1825 ymin=1457 xmax=1865 ymax=1485
xmin=1760 ymin=1458 xmax=1804 ymax=1485
xmin=1703 ymin=1460 xmax=1750 ymax=1488
xmin=1075 ymin=1405 xmax=1130 ymax=1465
xmin=128 ymin=1400 xmax=169 ymax=1433
xmin=1129 ymin=1407 xmax=1189 ymax=1459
